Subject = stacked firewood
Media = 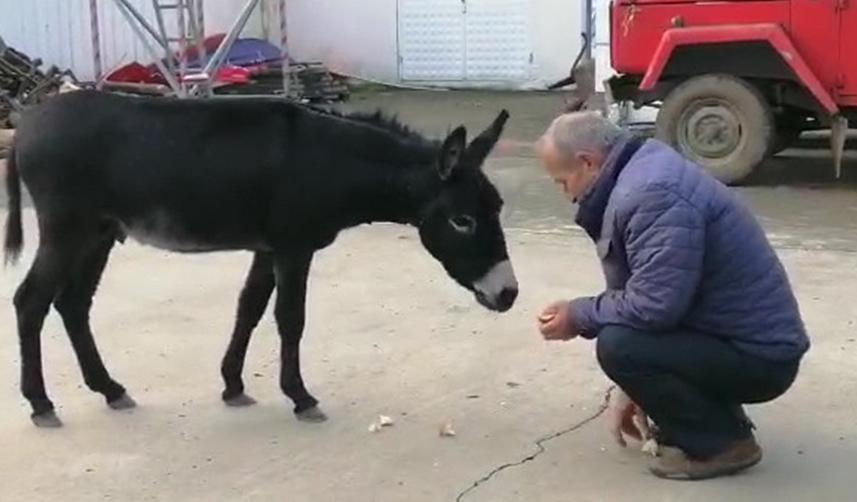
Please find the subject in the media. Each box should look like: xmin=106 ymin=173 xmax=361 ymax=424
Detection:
xmin=1 ymin=37 xmax=82 ymax=158
xmin=0 ymin=80 xmax=81 ymax=159
xmin=1 ymin=36 xmax=78 ymax=129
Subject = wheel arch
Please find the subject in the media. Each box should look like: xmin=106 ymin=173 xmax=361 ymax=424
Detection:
xmin=640 ymin=24 xmax=837 ymax=116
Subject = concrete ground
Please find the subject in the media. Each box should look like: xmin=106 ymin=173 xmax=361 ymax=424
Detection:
xmin=0 ymin=90 xmax=855 ymax=501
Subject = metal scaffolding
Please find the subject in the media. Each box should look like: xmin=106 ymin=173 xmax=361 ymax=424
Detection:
xmin=90 ymin=0 xmax=289 ymax=98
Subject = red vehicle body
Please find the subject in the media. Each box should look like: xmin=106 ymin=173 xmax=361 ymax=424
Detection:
xmin=606 ymin=0 xmax=856 ymax=183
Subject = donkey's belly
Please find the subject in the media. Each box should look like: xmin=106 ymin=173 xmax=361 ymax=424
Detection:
xmin=116 ymin=210 xmax=266 ymax=253
xmin=120 ymin=224 xmax=223 ymax=252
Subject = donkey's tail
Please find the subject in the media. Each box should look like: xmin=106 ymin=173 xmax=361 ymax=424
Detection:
xmin=4 ymin=143 xmax=23 ymax=266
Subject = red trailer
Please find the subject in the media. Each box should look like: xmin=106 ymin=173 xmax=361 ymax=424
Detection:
xmin=606 ymin=0 xmax=856 ymax=184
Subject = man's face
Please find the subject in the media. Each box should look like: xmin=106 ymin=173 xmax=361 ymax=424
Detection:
xmin=537 ymin=139 xmax=603 ymax=202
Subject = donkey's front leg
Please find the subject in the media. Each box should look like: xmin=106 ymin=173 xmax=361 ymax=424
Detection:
xmin=273 ymin=251 xmax=326 ymax=422
xmin=221 ymin=252 xmax=275 ymax=407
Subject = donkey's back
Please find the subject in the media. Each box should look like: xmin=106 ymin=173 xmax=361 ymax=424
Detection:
xmin=12 ymin=91 xmax=330 ymax=254
xmin=15 ymin=89 xmax=294 ymax=195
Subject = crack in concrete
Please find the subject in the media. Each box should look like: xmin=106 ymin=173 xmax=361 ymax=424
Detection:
xmin=455 ymin=386 xmax=616 ymax=502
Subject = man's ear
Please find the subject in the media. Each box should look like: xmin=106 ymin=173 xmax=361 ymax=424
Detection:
xmin=576 ymin=151 xmax=599 ymax=171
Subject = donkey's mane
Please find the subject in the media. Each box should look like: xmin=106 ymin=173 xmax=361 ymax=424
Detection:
xmin=350 ymin=110 xmax=424 ymax=139
xmin=306 ymin=105 xmax=431 ymax=144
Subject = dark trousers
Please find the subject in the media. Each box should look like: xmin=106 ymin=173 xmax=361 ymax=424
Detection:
xmin=596 ymin=325 xmax=800 ymax=459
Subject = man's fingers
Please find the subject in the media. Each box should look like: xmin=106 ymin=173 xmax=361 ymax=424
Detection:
xmin=541 ymin=328 xmax=562 ymax=340
xmin=621 ymin=423 xmax=643 ymax=441
xmin=538 ymin=324 xmax=555 ymax=339
xmin=621 ymin=413 xmax=643 ymax=441
xmin=543 ymin=316 xmax=560 ymax=330
xmin=538 ymin=306 xmax=559 ymax=322
xmin=609 ymin=407 xmax=628 ymax=447
xmin=539 ymin=316 xmax=562 ymax=336
xmin=538 ymin=312 xmax=557 ymax=323
xmin=612 ymin=424 xmax=627 ymax=447
xmin=633 ymin=409 xmax=651 ymax=438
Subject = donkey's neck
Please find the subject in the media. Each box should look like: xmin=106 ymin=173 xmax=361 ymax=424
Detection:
xmin=304 ymin=109 xmax=440 ymax=230
xmin=339 ymin=160 xmax=436 ymax=229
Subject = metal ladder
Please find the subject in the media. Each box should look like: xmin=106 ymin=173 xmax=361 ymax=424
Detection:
xmin=152 ymin=0 xmax=207 ymax=95
xmin=107 ymin=0 xmax=271 ymax=98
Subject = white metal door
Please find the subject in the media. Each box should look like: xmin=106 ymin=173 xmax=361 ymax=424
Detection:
xmin=397 ymin=0 xmax=466 ymax=81
xmin=464 ymin=0 xmax=530 ymax=81
xmin=397 ymin=0 xmax=530 ymax=82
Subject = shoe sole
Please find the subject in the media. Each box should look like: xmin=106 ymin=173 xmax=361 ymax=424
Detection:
xmin=649 ymin=451 xmax=763 ymax=481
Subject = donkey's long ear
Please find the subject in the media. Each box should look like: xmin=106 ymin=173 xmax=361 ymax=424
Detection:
xmin=465 ymin=109 xmax=510 ymax=166
xmin=438 ymin=126 xmax=468 ymax=180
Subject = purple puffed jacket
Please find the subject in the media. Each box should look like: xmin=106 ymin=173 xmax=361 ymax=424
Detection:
xmin=569 ymin=134 xmax=809 ymax=362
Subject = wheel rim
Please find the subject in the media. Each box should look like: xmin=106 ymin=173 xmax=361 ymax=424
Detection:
xmin=677 ymin=99 xmax=743 ymax=161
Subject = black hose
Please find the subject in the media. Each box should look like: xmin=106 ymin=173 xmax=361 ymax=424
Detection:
xmin=546 ymin=33 xmax=591 ymax=90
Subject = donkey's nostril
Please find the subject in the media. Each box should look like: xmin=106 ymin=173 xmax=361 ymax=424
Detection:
xmin=498 ymin=287 xmax=519 ymax=310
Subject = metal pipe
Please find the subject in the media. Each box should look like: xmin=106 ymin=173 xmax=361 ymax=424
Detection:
xmin=584 ymin=0 xmax=594 ymax=59
xmin=186 ymin=0 xmax=209 ymax=96
xmin=201 ymin=0 xmax=260 ymax=79
xmin=177 ymin=0 xmax=188 ymax=93
xmin=89 ymin=0 xmax=103 ymax=83
xmin=279 ymin=0 xmax=289 ymax=97
xmin=113 ymin=0 xmax=170 ymax=52
xmin=196 ymin=0 xmax=206 ymax=38
xmin=114 ymin=0 xmax=185 ymax=96
xmin=187 ymin=0 xmax=206 ymax=70
xmin=151 ymin=0 xmax=176 ymax=76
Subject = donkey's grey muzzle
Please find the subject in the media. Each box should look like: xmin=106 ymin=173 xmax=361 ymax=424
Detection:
xmin=473 ymin=260 xmax=519 ymax=312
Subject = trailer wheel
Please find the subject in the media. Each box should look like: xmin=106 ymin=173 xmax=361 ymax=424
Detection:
xmin=656 ymin=74 xmax=773 ymax=185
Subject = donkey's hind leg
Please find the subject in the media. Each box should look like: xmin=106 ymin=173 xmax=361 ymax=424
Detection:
xmin=15 ymin=232 xmax=88 ymax=427
xmin=54 ymin=230 xmax=133 ymax=410
xmin=221 ymin=252 xmax=275 ymax=406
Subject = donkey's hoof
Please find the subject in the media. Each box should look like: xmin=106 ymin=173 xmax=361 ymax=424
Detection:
xmin=31 ymin=410 xmax=63 ymax=428
xmin=296 ymin=406 xmax=328 ymax=423
xmin=108 ymin=393 xmax=137 ymax=410
xmin=224 ymin=393 xmax=257 ymax=407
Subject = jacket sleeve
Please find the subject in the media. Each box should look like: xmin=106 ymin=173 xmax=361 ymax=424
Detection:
xmin=570 ymin=186 xmax=705 ymax=337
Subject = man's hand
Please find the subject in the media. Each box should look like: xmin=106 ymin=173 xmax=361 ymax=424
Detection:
xmin=608 ymin=388 xmax=651 ymax=447
xmin=537 ymin=301 xmax=578 ymax=341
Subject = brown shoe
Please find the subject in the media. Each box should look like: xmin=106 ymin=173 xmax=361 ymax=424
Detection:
xmin=649 ymin=437 xmax=763 ymax=480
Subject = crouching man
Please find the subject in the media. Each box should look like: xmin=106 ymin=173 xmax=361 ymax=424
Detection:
xmin=535 ymin=111 xmax=809 ymax=480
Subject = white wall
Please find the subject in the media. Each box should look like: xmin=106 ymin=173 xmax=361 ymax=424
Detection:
xmin=0 ymin=0 xmax=583 ymax=90
xmin=528 ymin=0 xmax=585 ymax=89
xmin=279 ymin=0 xmax=582 ymax=89
xmin=1 ymin=0 xmax=101 ymax=81
xmin=274 ymin=0 xmax=400 ymax=83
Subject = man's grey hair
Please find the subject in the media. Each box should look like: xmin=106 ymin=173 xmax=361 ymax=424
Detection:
xmin=540 ymin=110 xmax=623 ymax=159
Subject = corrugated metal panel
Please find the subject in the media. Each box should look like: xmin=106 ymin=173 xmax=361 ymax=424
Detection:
xmin=0 ymin=0 xmax=263 ymax=81
xmin=0 ymin=0 xmax=93 ymax=79
xmin=0 ymin=0 xmax=149 ymax=81
xmin=398 ymin=0 xmax=466 ymax=81
xmin=464 ymin=0 xmax=530 ymax=81
xmin=398 ymin=0 xmax=531 ymax=83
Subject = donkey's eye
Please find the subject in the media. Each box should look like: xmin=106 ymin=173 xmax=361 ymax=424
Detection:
xmin=449 ymin=215 xmax=477 ymax=234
